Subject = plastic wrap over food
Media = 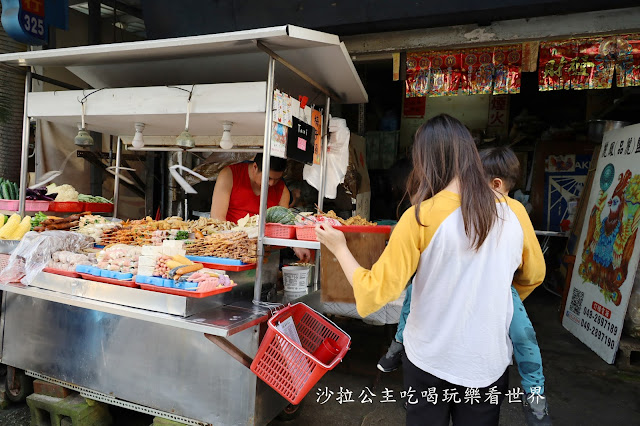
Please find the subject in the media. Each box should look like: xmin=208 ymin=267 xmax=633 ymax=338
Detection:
xmin=0 ymin=231 xmax=94 ymax=285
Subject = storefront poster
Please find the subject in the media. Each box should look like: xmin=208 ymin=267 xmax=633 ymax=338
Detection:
xmin=311 ymin=109 xmax=323 ymax=165
xmin=271 ymin=122 xmax=287 ymax=159
xmin=273 ymin=90 xmax=292 ymax=127
xmin=563 ymin=123 xmax=640 ymax=363
xmin=543 ymin=154 xmax=590 ymax=232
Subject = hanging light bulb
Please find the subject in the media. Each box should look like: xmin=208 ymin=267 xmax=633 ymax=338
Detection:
xmin=131 ymin=122 xmax=145 ymax=148
xmin=74 ymin=101 xmax=94 ymax=146
xmin=220 ymin=121 xmax=234 ymax=149
xmin=176 ymin=91 xmax=195 ymax=148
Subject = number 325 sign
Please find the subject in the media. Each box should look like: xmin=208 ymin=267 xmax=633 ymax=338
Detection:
xmin=1 ymin=0 xmax=68 ymax=45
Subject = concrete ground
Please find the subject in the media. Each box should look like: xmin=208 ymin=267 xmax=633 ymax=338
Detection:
xmin=268 ymin=288 xmax=640 ymax=426
xmin=1 ymin=289 xmax=639 ymax=425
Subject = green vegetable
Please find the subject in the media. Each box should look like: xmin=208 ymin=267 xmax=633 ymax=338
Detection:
xmin=265 ymin=206 xmax=296 ymax=225
xmin=1 ymin=182 xmax=11 ymax=200
xmin=31 ymin=212 xmax=48 ymax=229
xmin=78 ymin=194 xmax=113 ymax=204
xmin=175 ymin=230 xmax=189 ymax=240
xmin=11 ymin=182 xmax=18 ymax=200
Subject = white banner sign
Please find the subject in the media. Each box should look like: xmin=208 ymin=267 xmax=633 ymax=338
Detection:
xmin=563 ymin=123 xmax=640 ymax=363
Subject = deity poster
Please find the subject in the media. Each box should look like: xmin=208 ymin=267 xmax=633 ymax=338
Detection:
xmin=563 ymin=123 xmax=640 ymax=363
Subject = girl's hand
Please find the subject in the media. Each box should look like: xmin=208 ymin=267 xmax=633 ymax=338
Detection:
xmin=315 ymin=223 xmax=347 ymax=254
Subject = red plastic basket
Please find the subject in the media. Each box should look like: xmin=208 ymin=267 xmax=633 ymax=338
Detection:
xmin=84 ymin=202 xmax=114 ymax=213
xmin=265 ymin=223 xmax=296 ymax=239
xmin=49 ymin=201 xmax=84 ymax=212
xmin=250 ymin=303 xmax=351 ymax=404
xmin=295 ymin=225 xmax=317 ymax=241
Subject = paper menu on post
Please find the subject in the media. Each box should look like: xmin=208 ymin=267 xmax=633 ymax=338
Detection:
xmin=276 ymin=316 xmax=302 ymax=347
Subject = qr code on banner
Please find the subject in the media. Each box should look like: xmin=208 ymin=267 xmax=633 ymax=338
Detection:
xmin=570 ymin=288 xmax=585 ymax=316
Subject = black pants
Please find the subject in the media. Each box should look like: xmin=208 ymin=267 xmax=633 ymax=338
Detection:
xmin=403 ymin=354 xmax=509 ymax=426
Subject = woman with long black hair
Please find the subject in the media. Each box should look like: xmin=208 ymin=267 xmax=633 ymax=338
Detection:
xmin=316 ymin=114 xmax=545 ymax=426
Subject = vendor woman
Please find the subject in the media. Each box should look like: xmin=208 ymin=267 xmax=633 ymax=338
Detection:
xmin=210 ymin=154 xmax=310 ymax=261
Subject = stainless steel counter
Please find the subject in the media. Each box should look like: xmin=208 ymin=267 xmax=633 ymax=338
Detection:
xmin=0 ymin=280 xmax=269 ymax=337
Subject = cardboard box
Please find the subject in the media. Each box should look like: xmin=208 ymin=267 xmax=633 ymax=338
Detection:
xmin=321 ymin=232 xmax=387 ymax=304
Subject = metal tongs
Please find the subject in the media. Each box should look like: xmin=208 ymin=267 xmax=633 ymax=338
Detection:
xmin=291 ymin=206 xmax=319 ymax=226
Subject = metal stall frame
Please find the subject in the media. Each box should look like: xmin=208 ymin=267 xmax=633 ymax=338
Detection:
xmin=0 ymin=25 xmax=367 ymax=426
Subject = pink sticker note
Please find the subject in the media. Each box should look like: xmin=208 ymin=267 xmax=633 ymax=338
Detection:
xmin=297 ymin=137 xmax=307 ymax=151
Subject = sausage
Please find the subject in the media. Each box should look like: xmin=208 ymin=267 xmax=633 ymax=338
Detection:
xmin=45 ymin=221 xmax=79 ymax=230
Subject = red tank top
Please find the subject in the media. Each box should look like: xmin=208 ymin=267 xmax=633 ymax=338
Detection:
xmin=226 ymin=163 xmax=286 ymax=223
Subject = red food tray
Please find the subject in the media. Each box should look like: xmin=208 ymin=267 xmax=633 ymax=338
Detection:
xmin=0 ymin=200 xmax=18 ymax=211
xmin=295 ymin=225 xmax=317 ymax=241
xmin=84 ymin=202 xmax=114 ymax=213
xmin=0 ymin=200 xmax=52 ymax=212
xmin=197 ymin=262 xmax=257 ymax=272
xmin=49 ymin=201 xmax=84 ymax=212
xmin=337 ymin=225 xmax=392 ymax=234
xmin=265 ymin=223 xmax=296 ymax=239
xmin=296 ymin=224 xmax=392 ymax=241
xmin=78 ymin=273 xmax=139 ymax=288
xmin=138 ymin=283 xmax=234 ymax=298
xmin=43 ymin=267 xmax=81 ymax=278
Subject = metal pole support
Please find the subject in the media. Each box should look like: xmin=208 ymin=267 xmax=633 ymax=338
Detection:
xmin=204 ymin=334 xmax=253 ymax=369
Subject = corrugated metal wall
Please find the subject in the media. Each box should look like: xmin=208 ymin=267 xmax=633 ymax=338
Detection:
xmin=0 ymin=6 xmax=27 ymax=183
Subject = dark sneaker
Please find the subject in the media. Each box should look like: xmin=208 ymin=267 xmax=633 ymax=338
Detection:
xmin=377 ymin=340 xmax=404 ymax=372
xmin=522 ymin=394 xmax=552 ymax=426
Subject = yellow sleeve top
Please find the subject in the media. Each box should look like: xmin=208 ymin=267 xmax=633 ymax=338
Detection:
xmin=351 ymin=191 xmax=545 ymax=317
xmin=351 ymin=190 xmax=545 ymax=388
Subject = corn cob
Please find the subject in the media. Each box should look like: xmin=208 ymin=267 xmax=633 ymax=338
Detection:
xmin=9 ymin=216 xmax=31 ymax=240
xmin=0 ymin=214 xmax=21 ymax=239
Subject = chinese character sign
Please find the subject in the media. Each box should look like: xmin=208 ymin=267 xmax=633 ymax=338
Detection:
xmin=563 ymin=123 xmax=640 ymax=363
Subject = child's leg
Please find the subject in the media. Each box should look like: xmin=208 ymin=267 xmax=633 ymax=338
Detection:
xmin=509 ymin=286 xmax=545 ymax=395
xmin=395 ymin=283 xmax=412 ymax=343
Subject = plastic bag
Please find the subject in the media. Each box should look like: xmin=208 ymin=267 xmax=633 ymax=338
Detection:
xmin=0 ymin=231 xmax=94 ymax=285
xmin=304 ymin=117 xmax=351 ymax=199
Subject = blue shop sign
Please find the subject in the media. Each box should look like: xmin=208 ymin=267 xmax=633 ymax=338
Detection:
xmin=1 ymin=0 xmax=68 ymax=45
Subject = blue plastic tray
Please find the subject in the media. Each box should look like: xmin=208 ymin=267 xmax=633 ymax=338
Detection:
xmin=186 ymin=255 xmax=245 ymax=266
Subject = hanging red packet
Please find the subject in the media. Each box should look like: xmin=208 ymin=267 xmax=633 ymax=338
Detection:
xmin=538 ymin=41 xmax=574 ymax=91
xmin=573 ymin=37 xmax=615 ymax=90
xmin=442 ymin=52 xmax=462 ymax=96
xmin=616 ymin=34 xmax=640 ymax=88
xmin=494 ymin=45 xmax=522 ymax=95
xmin=472 ymin=47 xmax=494 ymax=95
xmin=405 ymin=52 xmax=424 ymax=97
xmin=429 ymin=53 xmax=447 ymax=97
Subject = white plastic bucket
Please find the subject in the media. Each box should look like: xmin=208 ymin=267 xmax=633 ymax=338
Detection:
xmin=283 ymin=266 xmax=311 ymax=292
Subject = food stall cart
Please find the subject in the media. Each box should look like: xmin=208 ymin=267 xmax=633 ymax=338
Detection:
xmin=0 ymin=25 xmax=367 ymax=425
